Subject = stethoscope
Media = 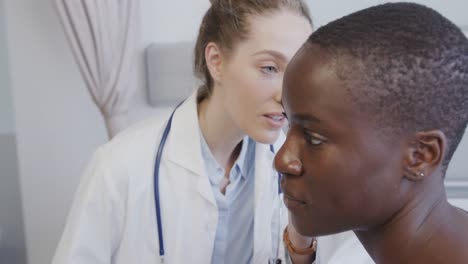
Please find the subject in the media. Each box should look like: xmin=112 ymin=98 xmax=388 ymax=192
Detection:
xmin=153 ymin=103 xmax=284 ymax=263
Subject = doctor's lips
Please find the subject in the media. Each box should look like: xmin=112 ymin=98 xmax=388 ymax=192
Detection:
xmin=263 ymin=112 xmax=287 ymax=128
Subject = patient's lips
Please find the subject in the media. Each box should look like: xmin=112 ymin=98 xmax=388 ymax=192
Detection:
xmin=283 ymin=191 xmax=307 ymax=212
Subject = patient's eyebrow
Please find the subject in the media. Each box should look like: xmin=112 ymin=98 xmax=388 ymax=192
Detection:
xmin=290 ymin=113 xmax=322 ymax=124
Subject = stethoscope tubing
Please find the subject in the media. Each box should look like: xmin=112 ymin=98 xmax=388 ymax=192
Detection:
xmin=154 ymin=103 xmax=282 ymax=263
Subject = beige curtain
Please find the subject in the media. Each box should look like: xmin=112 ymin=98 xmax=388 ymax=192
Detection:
xmin=55 ymin=0 xmax=139 ymax=138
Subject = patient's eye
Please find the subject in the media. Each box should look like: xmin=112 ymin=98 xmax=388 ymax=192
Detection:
xmin=308 ymin=136 xmax=323 ymax=146
xmin=303 ymin=130 xmax=326 ymax=146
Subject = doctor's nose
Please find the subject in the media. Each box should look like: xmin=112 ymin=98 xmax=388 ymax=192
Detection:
xmin=274 ymin=81 xmax=282 ymax=104
xmin=274 ymin=89 xmax=282 ymax=104
xmin=274 ymin=137 xmax=303 ymax=177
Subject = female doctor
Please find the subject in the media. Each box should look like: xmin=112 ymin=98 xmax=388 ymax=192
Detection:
xmin=52 ymin=0 xmax=316 ymax=263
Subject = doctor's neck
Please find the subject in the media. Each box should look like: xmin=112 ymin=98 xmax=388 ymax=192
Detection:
xmin=197 ymin=92 xmax=244 ymax=174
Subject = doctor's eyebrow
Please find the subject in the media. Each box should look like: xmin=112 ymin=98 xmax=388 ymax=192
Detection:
xmin=252 ymin=50 xmax=288 ymax=63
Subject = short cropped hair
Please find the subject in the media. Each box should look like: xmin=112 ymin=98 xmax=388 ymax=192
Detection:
xmin=307 ymin=2 xmax=468 ymax=167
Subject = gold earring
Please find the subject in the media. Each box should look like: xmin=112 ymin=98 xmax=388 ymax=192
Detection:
xmin=406 ymin=167 xmax=425 ymax=178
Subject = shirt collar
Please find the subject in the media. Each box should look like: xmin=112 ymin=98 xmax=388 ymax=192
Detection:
xmin=235 ymin=136 xmax=249 ymax=179
xmin=199 ymin=131 xmax=250 ymax=182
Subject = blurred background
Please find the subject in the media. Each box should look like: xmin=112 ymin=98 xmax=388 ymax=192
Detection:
xmin=0 ymin=1 xmax=467 ymax=263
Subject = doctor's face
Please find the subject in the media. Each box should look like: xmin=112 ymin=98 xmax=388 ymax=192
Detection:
xmin=219 ymin=10 xmax=312 ymax=144
xmin=274 ymin=45 xmax=407 ymax=237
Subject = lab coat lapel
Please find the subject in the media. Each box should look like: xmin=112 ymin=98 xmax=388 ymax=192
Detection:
xmin=166 ymin=91 xmax=216 ymax=207
xmin=253 ymin=143 xmax=276 ymax=263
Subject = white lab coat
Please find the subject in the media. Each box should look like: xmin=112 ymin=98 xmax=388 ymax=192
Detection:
xmin=52 ymin=91 xmax=290 ymax=264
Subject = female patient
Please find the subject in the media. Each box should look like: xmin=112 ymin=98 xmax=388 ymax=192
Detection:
xmin=53 ymin=0 xmax=317 ymax=263
xmin=275 ymin=3 xmax=468 ymax=264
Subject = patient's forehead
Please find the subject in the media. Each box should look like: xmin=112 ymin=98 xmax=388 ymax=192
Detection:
xmin=284 ymin=44 xmax=352 ymax=105
xmin=283 ymin=45 xmax=373 ymax=131
xmin=287 ymin=43 xmax=419 ymax=144
xmin=290 ymin=45 xmax=383 ymax=107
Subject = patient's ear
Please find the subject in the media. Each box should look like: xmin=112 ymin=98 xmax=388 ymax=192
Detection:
xmin=403 ymin=130 xmax=447 ymax=181
xmin=205 ymin=42 xmax=224 ymax=83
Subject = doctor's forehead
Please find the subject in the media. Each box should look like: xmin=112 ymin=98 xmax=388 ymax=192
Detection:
xmin=242 ymin=11 xmax=312 ymax=60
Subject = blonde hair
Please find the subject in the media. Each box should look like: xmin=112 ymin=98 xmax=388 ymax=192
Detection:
xmin=194 ymin=0 xmax=312 ymax=101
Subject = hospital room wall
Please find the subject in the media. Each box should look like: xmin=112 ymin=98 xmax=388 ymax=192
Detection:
xmin=0 ymin=0 xmax=27 ymax=263
xmin=0 ymin=1 xmax=14 ymax=134
xmin=4 ymin=1 xmax=107 ymax=263
xmin=3 ymin=0 xmax=210 ymax=263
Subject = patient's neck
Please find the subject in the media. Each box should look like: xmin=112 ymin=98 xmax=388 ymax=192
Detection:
xmin=355 ymin=181 xmax=468 ymax=264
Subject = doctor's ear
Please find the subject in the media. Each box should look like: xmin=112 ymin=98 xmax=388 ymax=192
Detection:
xmin=205 ymin=42 xmax=224 ymax=83
xmin=403 ymin=130 xmax=447 ymax=181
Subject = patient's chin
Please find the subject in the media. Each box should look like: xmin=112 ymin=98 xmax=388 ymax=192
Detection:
xmin=292 ymin=215 xmax=351 ymax=237
xmin=290 ymin=215 xmax=320 ymax=237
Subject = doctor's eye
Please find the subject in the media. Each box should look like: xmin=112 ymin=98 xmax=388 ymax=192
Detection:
xmin=260 ymin=65 xmax=278 ymax=75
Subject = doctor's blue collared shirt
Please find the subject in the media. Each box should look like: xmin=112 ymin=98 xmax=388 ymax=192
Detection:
xmin=200 ymin=133 xmax=255 ymax=264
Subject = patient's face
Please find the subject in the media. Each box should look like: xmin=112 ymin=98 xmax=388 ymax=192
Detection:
xmin=275 ymin=44 xmax=407 ymax=236
xmin=219 ymin=9 xmax=312 ymax=144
